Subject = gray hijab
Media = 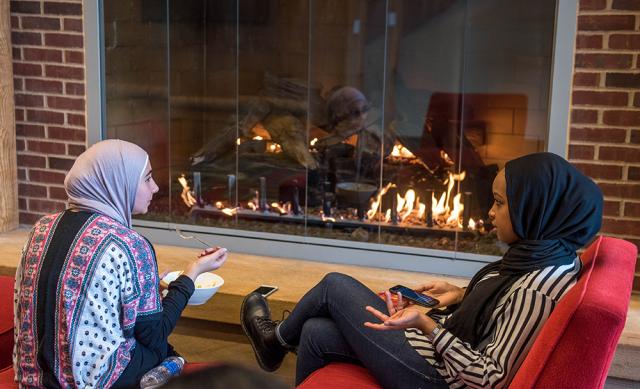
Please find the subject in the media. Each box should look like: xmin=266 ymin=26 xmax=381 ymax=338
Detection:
xmin=64 ymin=139 xmax=149 ymax=228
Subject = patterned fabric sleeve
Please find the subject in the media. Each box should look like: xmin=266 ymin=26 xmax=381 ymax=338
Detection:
xmin=431 ymin=288 xmax=555 ymax=388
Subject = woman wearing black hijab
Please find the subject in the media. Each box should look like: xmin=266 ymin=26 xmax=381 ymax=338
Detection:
xmin=241 ymin=152 xmax=603 ymax=388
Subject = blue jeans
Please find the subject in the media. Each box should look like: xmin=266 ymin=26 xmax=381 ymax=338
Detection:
xmin=278 ymin=272 xmax=448 ymax=388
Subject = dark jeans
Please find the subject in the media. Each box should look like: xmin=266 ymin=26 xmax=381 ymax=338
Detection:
xmin=278 ymin=272 xmax=448 ymax=388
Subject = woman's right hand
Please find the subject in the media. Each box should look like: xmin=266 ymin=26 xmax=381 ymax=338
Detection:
xmin=415 ymin=281 xmax=465 ymax=308
xmin=183 ymin=247 xmax=228 ymax=283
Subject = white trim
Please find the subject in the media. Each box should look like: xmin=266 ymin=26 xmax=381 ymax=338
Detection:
xmin=83 ymin=0 xmax=103 ymax=146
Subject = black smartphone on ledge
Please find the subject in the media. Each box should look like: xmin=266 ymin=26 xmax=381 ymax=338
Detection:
xmin=253 ymin=285 xmax=278 ymax=298
xmin=389 ymin=285 xmax=439 ymax=308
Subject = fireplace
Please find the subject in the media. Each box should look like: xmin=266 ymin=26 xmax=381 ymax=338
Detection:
xmin=95 ymin=0 xmax=574 ymax=275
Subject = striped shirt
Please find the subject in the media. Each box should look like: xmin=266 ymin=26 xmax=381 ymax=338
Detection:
xmin=405 ymin=257 xmax=581 ymax=388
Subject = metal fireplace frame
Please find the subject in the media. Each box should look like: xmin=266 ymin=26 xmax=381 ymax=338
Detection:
xmin=83 ymin=0 xmax=578 ymax=277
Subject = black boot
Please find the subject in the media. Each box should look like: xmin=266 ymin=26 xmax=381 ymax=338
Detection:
xmin=240 ymin=292 xmax=287 ymax=372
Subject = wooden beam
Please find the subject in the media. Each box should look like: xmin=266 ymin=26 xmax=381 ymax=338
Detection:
xmin=0 ymin=0 xmax=18 ymax=232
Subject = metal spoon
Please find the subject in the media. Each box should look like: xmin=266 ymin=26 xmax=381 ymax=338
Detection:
xmin=175 ymin=227 xmax=213 ymax=248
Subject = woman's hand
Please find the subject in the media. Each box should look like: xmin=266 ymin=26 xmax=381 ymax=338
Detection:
xmin=415 ymin=281 xmax=465 ymax=308
xmin=183 ymin=247 xmax=228 ymax=282
xmin=364 ymin=291 xmax=437 ymax=334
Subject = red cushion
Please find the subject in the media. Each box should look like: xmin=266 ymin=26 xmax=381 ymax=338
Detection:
xmin=0 ymin=366 xmax=17 ymax=389
xmin=298 ymin=363 xmax=380 ymax=389
xmin=0 ymin=276 xmax=14 ymax=370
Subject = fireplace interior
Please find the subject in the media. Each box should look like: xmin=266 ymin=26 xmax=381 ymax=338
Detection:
xmin=103 ymin=0 xmax=555 ymax=256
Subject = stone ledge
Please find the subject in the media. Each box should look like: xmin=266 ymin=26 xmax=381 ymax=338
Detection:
xmin=1 ymin=228 xmax=638 ymax=381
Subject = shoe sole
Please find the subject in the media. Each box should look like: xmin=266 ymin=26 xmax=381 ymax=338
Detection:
xmin=240 ymin=293 xmax=280 ymax=372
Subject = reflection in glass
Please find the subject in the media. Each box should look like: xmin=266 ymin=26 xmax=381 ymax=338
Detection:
xmin=102 ymin=0 xmax=556 ymax=256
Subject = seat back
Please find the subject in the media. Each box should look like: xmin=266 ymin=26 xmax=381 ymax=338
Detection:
xmin=0 ymin=276 xmax=14 ymax=370
xmin=509 ymin=236 xmax=637 ymax=389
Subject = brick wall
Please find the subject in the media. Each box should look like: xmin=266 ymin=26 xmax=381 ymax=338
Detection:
xmin=569 ymin=0 xmax=640 ymax=291
xmin=10 ymin=0 xmax=86 ymax=225
xmin=8 ymin=0 xmax=640 ymax=291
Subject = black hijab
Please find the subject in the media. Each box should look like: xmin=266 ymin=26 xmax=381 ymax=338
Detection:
xmin=441 ymin=152 xmax=603 ymax=348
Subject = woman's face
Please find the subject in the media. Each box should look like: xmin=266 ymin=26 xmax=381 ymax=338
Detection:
xmin=133 ymin=161 xmax=159 ymax=214
xmin=488 ymin=169 xmax=519 ymax=244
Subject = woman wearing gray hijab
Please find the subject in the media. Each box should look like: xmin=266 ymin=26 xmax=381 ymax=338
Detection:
xmin=13 ymin=140 xmax=228 ymax=388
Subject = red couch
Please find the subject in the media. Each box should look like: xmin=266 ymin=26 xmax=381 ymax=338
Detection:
xmin=298 ymin=236 xmax=638 ymax=389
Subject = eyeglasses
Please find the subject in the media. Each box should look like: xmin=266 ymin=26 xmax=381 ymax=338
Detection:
xmin=175 ymin=227 xmax=213 ymax=248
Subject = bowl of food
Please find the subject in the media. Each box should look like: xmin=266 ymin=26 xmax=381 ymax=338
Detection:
xmin=161 ymin=271 xmax=224 ymax=305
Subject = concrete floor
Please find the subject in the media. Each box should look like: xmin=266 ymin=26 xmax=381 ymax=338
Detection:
xmin=169 ymin=318 xmax=640 ymax=389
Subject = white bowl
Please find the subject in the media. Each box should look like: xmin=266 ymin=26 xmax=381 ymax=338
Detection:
xmin=162 ymin=271 xmax=224 ymax=305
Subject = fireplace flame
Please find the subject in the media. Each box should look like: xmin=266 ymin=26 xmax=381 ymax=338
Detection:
xmin=397 ymin=189 xmax=416 ymax=221
xmin=391 ymin=143 xmax=416 ymax=159
xmin=178 ymin=175 xmax=197 ymax=207
xmin=253 ymin=136 xmax=264 ymax=141
xmin=321 ymin=213 xmax=336 ymax=222
xmin=367 ymin=183 xmax=394 ymax=220
xmin=446 ymin=193 xmax=464 ymax=228
xmin=247 ymin=201 xmax=257 ymax=211
xmin=468 ymin=218 xmax=476 ymax=230
xmin=271 ymin=202 xmax=289 ymax=215
xmin=310 ymin=138 xmax=318 ymax=146
xmin=222 ymin=207 xmax=238 ymax=216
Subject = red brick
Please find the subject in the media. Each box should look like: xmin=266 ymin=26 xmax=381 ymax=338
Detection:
xmin=580 ymin=0 xmax=607 ymax=10
xmin=574 ymin=72 xmax=600 ymax=87
xmin=67 ymin=113 xmax=85 ymax=127
xmin=569 ymin=144 xmax=595 ymax=160
xmin=15 ymin=124 xmax=45 ymax=137
xmin=25 ymin=78 xmax=62 ymax=93
xmin=601 ymin=218 xmax=640 ymax=235
xmin=67 ymin=144 xmax=85 ymax=156
xmin=28 ymin=199 xmax=65 ymax=213
xmin=17 ymin=154 xmax=46 ymax=168
xmin=44 ymin=33 xmax=83 ymax=48
xmin=631 ymin=129 xmax=640 ymax=144
xmin=630 ymin=166 xmax=640 ymax=181
xmin=12 ymin=47 xmax=21 ymax=60
xmin=11 ymin=31 xmax=42 ymax=45
xmin=48 ymin=156 xmax=75 ymax=170
xmin=578 ymin=15 xmax=636 ymax=31
xmin=571 ymin=109 xmax=598 ymax=124
xmin=65 ymin=82 xmax=84 ymax=95
xmin=63 ymin=18 xmax=82 ymax=32
xmin=15 ymin=108 xmax=24 ymax=122
xmin=43 ymin=2 xmax=82 ymax=15
xmin=606 ymin=72 xmax=640 ymax=88
xmin=626 ymin=202 xmax=640 ymax=217
xmin=18 ymin=183 xmax=47 ymax=197
xmin=16 ymin=139 xmax=25 ymax=152
xmin=575 ymin=53 xmax=633 ymax=69
xmin=48 ymin=186 xmax=68 ymax=200
xmin=10 ymin=1 xmax=41 ymax=14
xmin=48 ymin=126 xmax=85 ymax=141
xmin=603 ymin=110 xmax=640 ymax=126
xmin=27 ymin=140 xmax=66 ymax=154
xmin=19 ymin=212 xmax=43 ymax=225
xmin=604 ymin=200 xmax=621 ymax=216
xmin=21 ymin=16 xmax=61 ymax=30
xmin=14 ymin=93 xmax=44 ymax=108
xmin=573 ymin=163 xmax=623 ymax=179
xmin=609 ymin=34 xmax=640 ymax=50
xmin=45 ymin=64 xmax=83 ymax=80
xmin=599 ymin=182 xmax=640 ymax=197
xmin=570 ymin=127 xmax=627 ymax=143
xmin=23 ymin=47 xmax=62 ymax=62
xmin=599 ymin=146 xmax=640 ymax=162
xmin=18 ymin=199 xmax=27 ymax=211
xmin=17 ymin=167 xmax=26 ymax=179
xmin=13 ymin=78 xmax=23 ymax=91
xmin=572 ymin=90 xmax=628 ymax=106
xmin=64 ymin=50 xmax=83 ymax=64
xmin=576 ymin=34 xmax=603 ymax=49
xmin=10 ymin=16 xmax=19 ymax=29
xmin=13 ymin=63 xmax=42 ymax=77
xmin=635 ymin=93 xmax=640 ymax=107
xmin=612 ymin=0 xmax=640 ymax=10
xmin=47 ymin=96 xmax=84 ymax=111
xmin=28 ymin=169 xmax=66 ymax=185
xmin=26 ymin=109 xmax=64 ymax=124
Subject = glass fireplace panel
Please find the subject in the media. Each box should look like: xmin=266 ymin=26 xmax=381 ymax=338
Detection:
xmin=102 ymin=0 xmax=557 ymax=257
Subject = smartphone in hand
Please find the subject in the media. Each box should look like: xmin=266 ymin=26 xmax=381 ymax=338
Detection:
xmin=389 ymin=285 xmax=439 ymax=308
